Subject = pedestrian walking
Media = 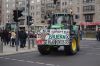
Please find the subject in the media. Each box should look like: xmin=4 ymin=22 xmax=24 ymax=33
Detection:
xmin=0 ymin=29 xmax=4 ymax=41
xmin=18 ymin=28 xmax=27 ymax=48
xmin=2 ymin=29 xmax=10 ymax=45
xmin=96 ymin=29 xmax=99 ymax=41
xmin=80 ymin=30 xmax=83 ymax=40
xmin=98 ymin=28 xmax=100 ymax=41
xmin=11 ymin=31 xmax=16 ymax=47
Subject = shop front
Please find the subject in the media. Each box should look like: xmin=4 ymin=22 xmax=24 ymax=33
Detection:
xmin=80 ymin=22 xmax=100 ymax=38
xmin=80 ymin=22 xmax=100 ymax=31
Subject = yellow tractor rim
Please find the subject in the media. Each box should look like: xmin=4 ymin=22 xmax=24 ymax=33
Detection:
xmin=72 ymin=39 xmax=77 ymax=51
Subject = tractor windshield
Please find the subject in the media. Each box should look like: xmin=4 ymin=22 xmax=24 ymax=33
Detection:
xmin=49 ymin=14 xmax=71 ymax=29
xmin=5 ymin=23 xmax=17 ymax=31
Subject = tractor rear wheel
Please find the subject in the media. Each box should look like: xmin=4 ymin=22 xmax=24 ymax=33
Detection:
xmin=64 ymin=38 xmax=77 ymax=55
xmin=38 ymin=45 xmax=51 ymax=55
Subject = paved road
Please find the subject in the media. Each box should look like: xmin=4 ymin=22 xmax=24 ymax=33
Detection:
xmin=0 ymin=40 xmax=100 ymax=66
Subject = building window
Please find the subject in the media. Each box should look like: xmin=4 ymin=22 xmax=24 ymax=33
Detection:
xmin=84 ymin=14 xmax=94 ymax=22
xmin=62 ymin=2 xmax=64 ymax=6
xmin=6 ymin=0 xmax=9 ymax=2
xmin=77 ymin=7 xmax=80 ymax=12
xmin=32 ymin=13 xmax=34 ymax=16
xmin=31 ymin=1 xmax=35 ymax=4
xmin=83 ymin=0 xmax=95 ymax=3
xmin=57 ymin=2 xmax=60 ymax=6
xmin=83 ymin=5 xmax=95 ymax=12
xmin=6 ymin=4 xmax=9 ymax=8
xmin=65 ymin=2 xmax=67 ymax=5
xmin=31 ymin=6 xmax=34 ymax=10
xmin=36 ymin=12 xmax=40 ymax=15
xmin=37 ymin=0 xmax=40 ymax=2
xmin=6 ymin=10 xmax=10 ymax=13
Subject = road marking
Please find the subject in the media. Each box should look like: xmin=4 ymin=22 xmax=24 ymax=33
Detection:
xmin=45 ymin=64 xmax=55 ymax=66
xmin=0 ymin=57 xmax=3 ymax=58
xmin=80 ymin=47 xmax=89 ymax=48
xmin=84 ymin=53 xmax=100 ymax=56
xmin=11 ymin=59 xmax=17 ymax=61
xmin=86 ymin=53 xmax=94 ymax=55
xmin=94 ymin=48 xmax=100 ymax=50
xmin=26 ymin=61 xmax=34 ymax=63
xmin=95 ymin=54 xmax=100 ymax=56
xmin=4 ymin=58 xmax=10 ymax=60
xmin=35 ymin=62 xmax=45 ymax=64
xmin=17 ymin=60 xmax=25 ymax=62
xmin=80 ymin=45 xmax=89 ymax=47
xmin=0 ymin=57 xmax=58 ymax=66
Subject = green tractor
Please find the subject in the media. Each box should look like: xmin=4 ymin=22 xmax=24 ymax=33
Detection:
xmin=36 ymin=13 xmax=80 ymax=55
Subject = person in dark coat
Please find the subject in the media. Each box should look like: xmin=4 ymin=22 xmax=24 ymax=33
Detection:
xmin=80 ymin=30 xmax=83 ymax=40
xmin=96 ymin=29 xmax=99 ymax=41
xmin=2 ymin=29 xmax=10 ymax=45
xmin=0 ymin=29 xmax=4 ymax=41
xmin=18 ymin=29 xmax=27 ymax=48
xmin=98 ymin=28 xmax=100 ymax=41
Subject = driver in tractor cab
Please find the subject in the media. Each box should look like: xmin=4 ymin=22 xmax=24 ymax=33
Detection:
xmin=72 ymin=22 xmax=78 ymax=34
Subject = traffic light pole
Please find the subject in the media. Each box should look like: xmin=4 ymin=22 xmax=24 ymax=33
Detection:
xmin=0 ymin=37 xmax=3 ymax=53
xmin=27 ymin=0 xmax=31 ymax=49
xmin=15 ymin=0 xmax=19 ymax=51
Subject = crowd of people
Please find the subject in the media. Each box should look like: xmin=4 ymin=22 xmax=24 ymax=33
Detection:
xmin=0 ymin=27 xmax=99 ymax=48
xmin=0 ymin=28 xmax=28 ymax=48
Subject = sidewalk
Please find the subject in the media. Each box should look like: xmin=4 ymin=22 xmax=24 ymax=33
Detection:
xmin=0 ymin=45 xmax=37 ymax=56
xmin=82 ymin=38 xmax=96 ymax=40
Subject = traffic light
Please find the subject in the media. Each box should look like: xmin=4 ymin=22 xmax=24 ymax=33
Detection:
xmin=53 ymin=0 xmax=57 ymax=4
xmin=13 ymin=10 xmax=18 ymax=22
xmin=13 ymin=10 xmax=23 ymax=22
xmin=27 ymin=16 xmax=33 ymax=25
xmin=18 ymin=10 xmax=23 ymax=17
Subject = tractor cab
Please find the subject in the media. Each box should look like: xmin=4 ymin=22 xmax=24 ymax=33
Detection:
xmin=48 ymin=13 xmax=73 ymax=30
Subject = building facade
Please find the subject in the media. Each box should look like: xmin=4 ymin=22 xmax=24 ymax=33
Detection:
xmin=1 ymin=0 xmax=27 ymax=29
xmin=30 ymin=0 xmax=42 ymax=32
xmin=14 ymin=0 xmax=42 ymax=32
xmin=1 ymin=0 xmax=100 ymax=31
xmin=41 ymin=0 xmax=100 ymax=30
xmin=41 ymin=0 xmax=80 ymax=25
xmin=2 ymin=0 xmax=15 ymax=26
xmin=0 ymin=0 xmax=42 ymax=31
xmin=80 ymin=0 xmax=100 ymax=30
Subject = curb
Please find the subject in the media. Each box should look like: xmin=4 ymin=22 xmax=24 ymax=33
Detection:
xmin=0 ymin=48 xmax=37 ymax=56
xmin=82 ymin=38 xmax=96 ymax=40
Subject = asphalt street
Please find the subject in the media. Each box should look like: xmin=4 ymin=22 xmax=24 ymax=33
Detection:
xmin=0 ymin=40 xmax=100 ymax=66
